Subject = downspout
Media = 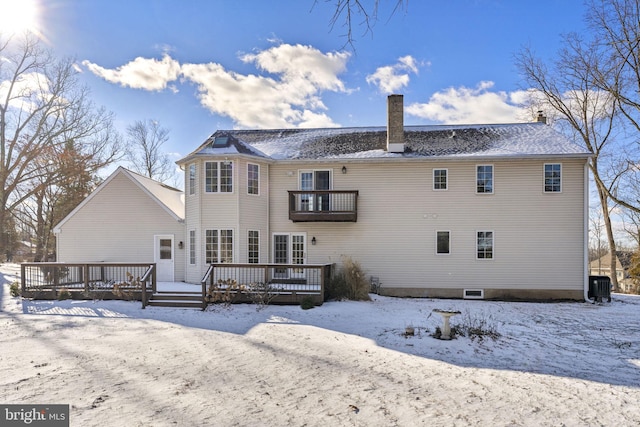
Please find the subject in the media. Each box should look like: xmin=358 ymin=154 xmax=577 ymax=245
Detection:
xmin=584 ymin=161 xmax=593 ymax=302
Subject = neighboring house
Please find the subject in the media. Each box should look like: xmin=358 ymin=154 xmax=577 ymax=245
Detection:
xmin=54 ymin=167 xmax=185 ymax=282
xmin=172 ymin=95 xmax=591 ymax=300
xmin=589 ymin=251 xmax=634 ymax=293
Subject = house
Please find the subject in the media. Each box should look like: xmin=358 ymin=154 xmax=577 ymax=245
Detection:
xmin=174 ymin=95 xmax=591 ymax=300
xmin=54 ymin=167 xmax=185 ymax=282
xmin=589 ymin=251 xmax=634 ymax=293
xmin=56 ymin=95 xmax=592 ymax=300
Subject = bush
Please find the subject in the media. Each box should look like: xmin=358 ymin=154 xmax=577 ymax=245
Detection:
xmin=325 ymin=256 xmax=371 ymax=301
xmin=57 ymin=288 xmax=72 ymax=301
xmin=9 ymin=281 xmax=20 ymax=297
xmin=300 ymin=296 xmax=315 ymax=310
xmin=452 ymin=311 xmax=501 ymax=341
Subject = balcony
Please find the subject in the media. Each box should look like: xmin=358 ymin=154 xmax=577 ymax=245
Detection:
xmin=288 ymin=190 xmax=359 ymax=222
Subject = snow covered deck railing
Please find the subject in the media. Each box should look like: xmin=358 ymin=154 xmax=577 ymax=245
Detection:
xmin=288 ymin=190 xmax=358 ymax=222
xmin=20 ymin=262 xmax=156 ymax=300
xmin=201 ymin=263 xmax=333 ymax=306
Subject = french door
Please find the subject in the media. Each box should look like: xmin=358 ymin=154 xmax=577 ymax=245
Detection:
xmin=273 ymin=233 xmax=306 ymax=279
xmin=300 ymin=170 xmax=331 ymax=211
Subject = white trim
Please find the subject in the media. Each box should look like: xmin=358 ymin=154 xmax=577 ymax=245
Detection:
xmin=432 ymin=168 xmax=448 ymax=191
xmin=247 ymin=163 xmax=260 ymax=196
xmin=271 ymin=232 xmax=307 ymax=263
xmin=188 ymin=229 xmax=197 ymax=266
xmin=435 ymin=230 xmax=451 ymax=255
xmin=298 ymin=169 xmax=333 ymax=190
xmin=188 ymin=163 xmax=196 ymax=196
xmin=464 ymin=289 xmax=485 ymax=299
xmin=543 ymin=162 xmax=562 ymax=193
xmin=247 ymin=229 xmax=260 ymax=263
xmin=476 ymin=164 xmax=494 ymax=194
xmin=476 ymin=230 xmax=494 ymax=260
xmin=204 ymin=160 xmax=234 ymax=194
xmin=204 ymin=228 xmax=235 ymax=264
xmin=584 ymin=162 xmax=591 ymax=302
xmin=154 ymin=234 xmax=175 ymax=282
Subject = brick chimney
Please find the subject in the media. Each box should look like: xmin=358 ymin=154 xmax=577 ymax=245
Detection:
xmin=387 ymin=94 xmax=405 ymax=153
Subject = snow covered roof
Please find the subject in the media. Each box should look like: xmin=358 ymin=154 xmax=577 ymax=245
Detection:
xmin=181 ymin=123 xmax=590 ymax=163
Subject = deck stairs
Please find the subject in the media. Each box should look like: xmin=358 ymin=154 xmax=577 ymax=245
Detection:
xmin=146 ymin=290 xmax=203 ymax=309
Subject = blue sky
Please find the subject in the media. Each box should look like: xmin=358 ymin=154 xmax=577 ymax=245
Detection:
xmin=5 ymin=0 xmax=588 ymax=160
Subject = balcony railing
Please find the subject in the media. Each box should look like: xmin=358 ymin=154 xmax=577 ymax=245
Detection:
xmin=288 ymin=190 xmax=359 ymax=222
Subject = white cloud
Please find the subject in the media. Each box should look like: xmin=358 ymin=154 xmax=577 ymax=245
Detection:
xmin=83 ymin=44 xmax=350 ymax=129
xmin=81 ymin=54 xmax=181 ymax=91
xmin=0 ymin=71 xmax=51 ymax=110
xmin=406 ymin=81 xmax=531 ymax=124
xmin=366 ymin=55 xmax=421 ymax=94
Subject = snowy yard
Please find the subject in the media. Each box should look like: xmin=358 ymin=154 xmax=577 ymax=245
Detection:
xmin=1 ymin=262 xmax=639 ymax=426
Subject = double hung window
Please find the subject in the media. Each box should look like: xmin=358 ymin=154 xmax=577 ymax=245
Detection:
xmin=476 ymin=165 xmax=493 ymax=194
xmin=205 ymin=161 xmax=233 ymax=193
xmin=544 ymin=164 xmax=561 ymax=193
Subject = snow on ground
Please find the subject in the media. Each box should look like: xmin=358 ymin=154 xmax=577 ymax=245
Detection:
xmin=1 ymin=262 xmax=639 ymax=426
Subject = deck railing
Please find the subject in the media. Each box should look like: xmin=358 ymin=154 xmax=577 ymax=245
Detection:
xmin=288 ymin=190 xmax=358 ymax=222
xmin=20 ymin=263 xmax=156 ymax=301
xmin=201 ymin=263 xmax=333 ymax=306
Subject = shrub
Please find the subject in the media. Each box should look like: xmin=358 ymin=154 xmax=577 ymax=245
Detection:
xmin=247 ymin=281 xmax=278 ymax=311
xmin=300 ymin=296 xmax=315 ymax=310
xmin=9 ymin=281 xmax=20 ymax=297
xmin=57 ymin=288 xmax=72 ymax=301
xmin=453 ymin=311 xmax=501 ymax=341
xmin=325 ymin=256 xmax=371 ymax=301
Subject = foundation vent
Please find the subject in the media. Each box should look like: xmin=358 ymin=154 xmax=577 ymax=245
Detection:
xmin=463 ymin=289 xmax=485 ymax=299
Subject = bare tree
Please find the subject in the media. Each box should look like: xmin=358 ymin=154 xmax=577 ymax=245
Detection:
xmin=589 ymin=205 xmax=608 ymax=274
xmin=516 ymin=34 xmax=623 ymax=290
xmin=125 ymin=119 xmax=177 ymax=185
xmin=315 ymin=0 xmax=408 ymax=48
xmin=0 ymin=34 xmax=121 ymax=258
xmin=584 ymin=0 xmax=640 ymax=214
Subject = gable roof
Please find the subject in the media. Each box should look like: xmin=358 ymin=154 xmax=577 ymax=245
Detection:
xmin=53 ymin=167 xmax=184 ymax=233
xmin=179 ymin=123 xmax=590 ymax=163
xmin=124 ymin=169 xmax=185 ymax=219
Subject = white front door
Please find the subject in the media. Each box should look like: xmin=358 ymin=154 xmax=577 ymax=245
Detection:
xmin=154 ymin=235 xmax=174 ymax=282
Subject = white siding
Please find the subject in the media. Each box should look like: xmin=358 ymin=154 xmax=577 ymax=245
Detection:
xmin=269 ymin=158 xmax=586 ymax=295
xmin=57 ymin=172 xmax=185 ymax=281
xmin=185 ymin=157 xmax=271 ymax=282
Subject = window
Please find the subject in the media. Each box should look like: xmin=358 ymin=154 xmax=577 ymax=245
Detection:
xmin=188 ymin=164 xmax=196 ymax=196
xmin=159 ymin=239 xmax=172 ymax=260
xmin=189 ymin=230 xmax=196 ymax=265
xmin=248 ymin=163 xmax=259 ymax=195
xmin=248 ymin=230 xmax=259 ymax=264
xmin=544 ymin=163 xmax=562 ymax=193
xmin=205 ymin=161 xmax=233 ymax=193
xmin=205 ymin=229 xmax=233 ymax=263
xmin=476 ymin=165 xmax=493 ymax=193
xmin=436 ymin=231 xmax=450 ymax=254
xmin=433 ymin=169 xmax=448 ymax=190
xmin=477 ymin=231 xmax=494 ymax=260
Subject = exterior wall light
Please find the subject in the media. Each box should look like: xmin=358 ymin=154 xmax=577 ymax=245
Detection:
xmin=311 ymin=237 xmax=317 ymax=245
xmin=342 ymin=166 xmax=347 ymax=174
